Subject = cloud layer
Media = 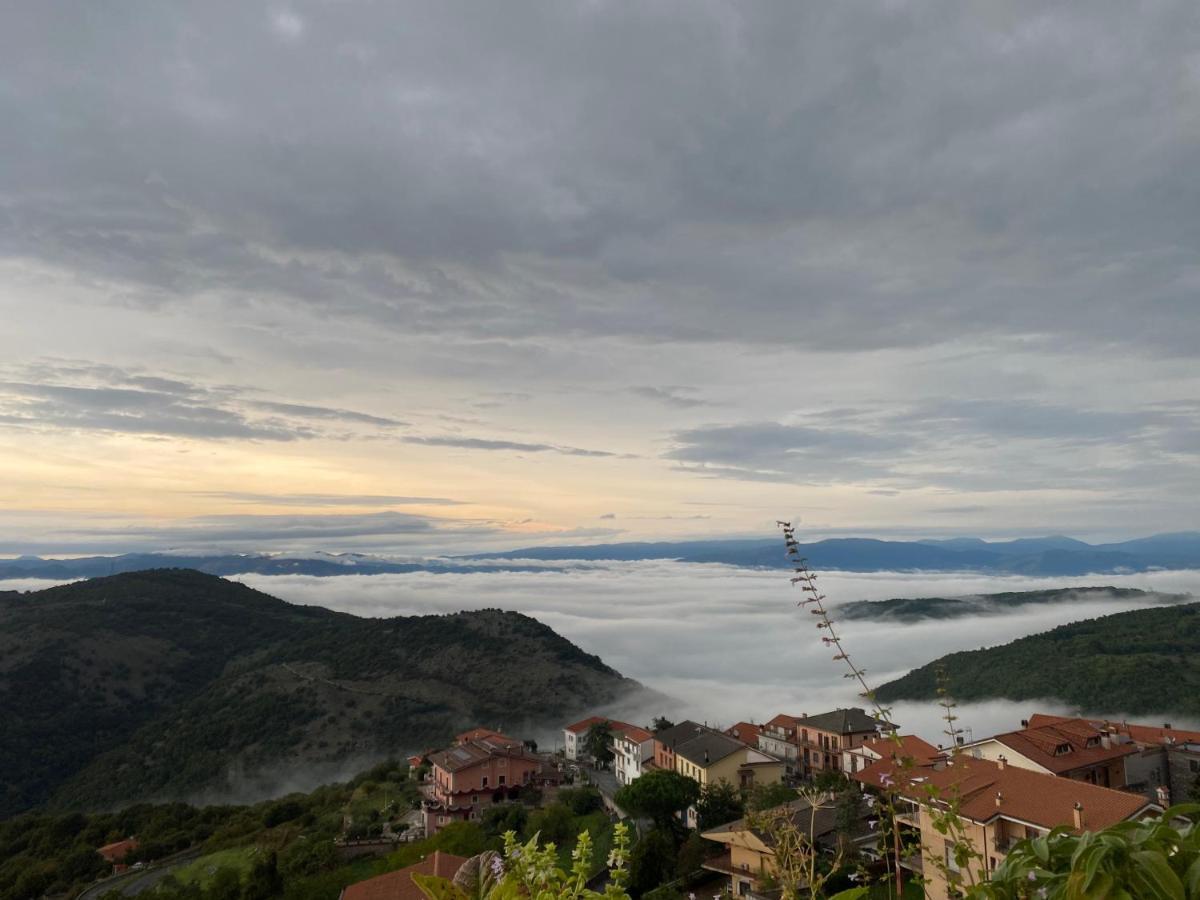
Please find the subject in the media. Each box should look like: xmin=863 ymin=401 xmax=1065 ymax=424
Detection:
xmin=219 ymin=562 xmax=1200 ymax=739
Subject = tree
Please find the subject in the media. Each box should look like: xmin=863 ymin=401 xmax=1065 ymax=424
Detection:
xmin=746 ymin=781 xmax=798 ymax=812
xmin=526 ymin=803 xmax=575 ymax=845
xmin=615 ymin=770 xmax=700 ymax=829
xmin=628 ymin=827 xmax=677 ymax=897
xmin=584 ymin=721 xmax=615 ymax=768
xmin=481 ymin=802 xmax=528 ymax=838
xmin=695 ymin=780 xmax=744 ymax=830
xmin=651 ymin=717 xmax=675 ymax=732
xmin=558 ymin=786 xmax=604 ymax=815
xmin=241 ymin=851 xmax=282 ymax=900
xmin=675 ymin=831 xmax=709 ymax=885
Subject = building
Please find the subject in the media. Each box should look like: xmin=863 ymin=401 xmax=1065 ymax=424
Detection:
xmin=423 ymin=733 xmax=544 ymax=834
xmin=96 ymin=837 xmax=139 ymax=866
xmin=842 ymin=734 xmax=940 ymax=777
xmin=611 ymin=723 xmax=655 ymax=785
xmin=792 ymin=708 xmax=892 ymax=776
xmin=725 ymin=721 xmax=763 ymax=748
xmin=700 ymin=796 xmax=874 ymax=899
xmin=854 ymin=753 xmax=1157 ymax=900
xmin=339 ymin=851 xmax=467 ymax=900
xmin=1024 ymin=713 xmax=1200 ymax=804
xmin=757 ymin=714 xmax=802 ymax=772
xmin=960 ymin=716 xmax=1139 ymax=789
xmin=656 ymin=721 xmax=786 ymax=827
xmin=562 ymin=715 xmax=642 ymax=762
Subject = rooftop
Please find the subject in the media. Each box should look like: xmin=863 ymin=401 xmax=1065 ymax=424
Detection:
xmin=725 ymin=722 xmax=763 ymax=745
xmin=1027 ymin=713 xmax=1200 ymax=748
xmin=859 ymin=734 xmax=940 ymax=764
xmin=340 ymin=852 xmax=467 ymax=900
xmin=564 ymin=715 xmax=640 ymax=735
xmin=853 ymin=754 xmax=1154 ymax=833
xmin=795 ymin=707 xmax=892 ymax=736
xmin=428 ymin=738 xmax=537 ymax=773
xmin=988 ymin=718 xmax=1139 ymax=775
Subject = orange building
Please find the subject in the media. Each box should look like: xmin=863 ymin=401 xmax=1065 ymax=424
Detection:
xmin=423 ymin=733 xmax=544 ymax=834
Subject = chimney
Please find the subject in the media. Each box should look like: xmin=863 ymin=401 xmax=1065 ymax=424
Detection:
xmin=997 ymin=755 xmax=1007 ymax=770
xmin=995 ymin=791 xmax=1003 ymax=808
xmin=1073 ymin=802 xmax=1084 ymax=830
xmin=1164 ymin=723 xmax=1172 ymax=731
xmin=1020 ymin=719 xmax=1029 ymax=728
xmin=1100 ymin=733 xmax=1111 ymax=749
xmin=704 ymin=750 xmax=710 ymax=764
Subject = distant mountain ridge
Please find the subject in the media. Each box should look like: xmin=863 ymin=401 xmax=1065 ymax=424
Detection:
xmin=874 ymin=601 xmax=1200 ymax=717
xmin=837 ymin=586 xmax=1194 ymax=622
xmin=4 ymin=532 xmax=1200 ymax=579
xmin=0 ymin=570 xmax=641 ymax=818
xmin=466 ymin=532 xmax=1200 ymax=575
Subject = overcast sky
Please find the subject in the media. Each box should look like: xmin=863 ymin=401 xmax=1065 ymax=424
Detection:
xmin=2 ymin=2 xmax=1198 ymax=555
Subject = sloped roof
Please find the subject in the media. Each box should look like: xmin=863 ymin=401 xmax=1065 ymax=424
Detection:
xmin=1027 ymin=713 xmax=1200 ymax=748
xmin=725 ymin=722 xmax=763 ymax=745
xmin=564 ymin=715 xmax=640 ymax=735
xmin=674 ymin=729 xmax=747 ymax=767
xmin=428 ymin=738 xmax=538 ymax=773
xmin=796 ymin=708 xmax=891 ymax=735
xmin=612 ymin=724 xmax=653 ymax=743
xmin=654 ymin=720 xmax=705 ymax=745
xmin=702 ymin=796 xmax=873 ymax=849
xmin=341 ymin=852 xmax=468 ymax=900
xmin=991 ymin=719 xmax=1138 ymax=775
xmin=853 ymin=755 xmax=1153 ymax=833
xmin=455 ymin=727 xmax=517 ymax=745
xmin=97 ymin=837 xmax=138 ymax=862
xmin=859 ymin=734 xmax=940 ymax=764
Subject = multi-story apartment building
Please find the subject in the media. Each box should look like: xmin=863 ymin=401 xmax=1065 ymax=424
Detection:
xmin=423 ymin=732 xmax=544 ymax=834
xmin=792 ymin=708 xmax=892 ymax=776
xmin=611 ymin=723 xmax=654 ymax=785
xmin=563 ymin=715 xmax=642 ymax=763
xmin=854 ymin=753 xmax=1157 ymax=900
xmin=757 ymin=714 xmax=802 ymax=772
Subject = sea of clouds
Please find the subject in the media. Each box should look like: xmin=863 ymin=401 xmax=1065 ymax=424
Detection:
xmin=223 ymin=562 xmax=1200 ymax=745
xmin=10 ymin=562 xmax=1199 ymax=748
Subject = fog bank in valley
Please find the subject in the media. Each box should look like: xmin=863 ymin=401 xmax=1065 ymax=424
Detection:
xmin=232 ymin=562 xmax=1200 ymax=742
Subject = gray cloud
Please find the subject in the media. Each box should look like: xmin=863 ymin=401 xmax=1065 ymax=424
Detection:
xmin=403 ymin=435 xmax=616 ymax=457
xmin=630 ymin=386 xmax=712 ymax=409
xmin=2 ymin=2 xmax=1198 ymax=354
xmin=0 ymin=368 xmax=403 ymax=441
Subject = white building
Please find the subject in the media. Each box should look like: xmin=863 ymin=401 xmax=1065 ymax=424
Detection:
xmin=611 ymin=725 xmax=655 ymax=785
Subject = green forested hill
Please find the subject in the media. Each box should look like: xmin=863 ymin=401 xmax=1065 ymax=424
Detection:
xmin=0 ymin=570 xmax=639 ymax=817
xmin=837 ymin=586 xmax=1191 ymax=622
xmin=874 ymin=602 xmax=1200 ymax=716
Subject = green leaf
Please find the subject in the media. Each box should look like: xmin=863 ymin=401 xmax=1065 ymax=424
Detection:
xmin=1184 ymin=856 xmax=1200 ymax=899
xmin=1129 ymin=849 xmax=1185 ymax=900
xmin=826 ymin=889 xmax=869 ymax=900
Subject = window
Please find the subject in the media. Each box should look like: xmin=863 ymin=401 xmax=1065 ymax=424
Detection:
xmin=945 ymin=842 xmax=961 ymax=874
xmin=472 ymin=795 xmax=478 ymax=803
xmin=1190 ymin=760 xmax=1199 ymax=774
xmin=482 ymin=776 xmax=489 ymax=787
xmin=499 ymin=775 xmax=506 ymax=785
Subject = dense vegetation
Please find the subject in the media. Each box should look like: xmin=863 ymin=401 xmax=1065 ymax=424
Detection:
xmin=875 ymin=601 xmax=1200 ymax=715
xmin=0 ymin=569 xmax=639 ymax=816
xmin=0 ymin=762 xmax=620 ymax=900
xmin=837 ymin=586 xmax=1190 ymax=622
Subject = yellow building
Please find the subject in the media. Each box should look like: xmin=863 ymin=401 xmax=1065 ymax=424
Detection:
xmin=854 ymin=753 xmax=1156 ymax=900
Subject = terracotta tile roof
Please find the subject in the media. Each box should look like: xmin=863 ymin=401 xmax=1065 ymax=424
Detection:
xmin=428 ymin=738 xmax=538 ymax=774
xmin=1027 ymin=713 xmax=1200 ymax=748
xmin=725 ymin=722 xmax=763 ymax=745
xmin=765 ymin=713 xmax=801 ymax=731
xmin=991 ymin=719 xmax=1139 ymax=775
xmin=340 ymin=852 xmax=468 ymax=900
xmin=455 ymin=728 xmax=516 ymax=745
xmin=97 ymin=838 xmax=139 ymax=862
xmin=853 ymin=754 xmax=1153 ymax=833
xmin=612 ymin=724 xmax=653 ymax=744
xmin=859 ymin=734 xmax=940 ymax=764
xmin=564 ymin=715 xmax=640 ymax=735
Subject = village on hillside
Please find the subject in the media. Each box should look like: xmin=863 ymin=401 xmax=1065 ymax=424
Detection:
xmin=317 ymin=708 xmax=1200 ymax=900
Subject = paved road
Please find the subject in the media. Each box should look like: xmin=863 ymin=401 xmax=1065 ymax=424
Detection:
xmin=77 ymin=849 xmax=202 ymax=900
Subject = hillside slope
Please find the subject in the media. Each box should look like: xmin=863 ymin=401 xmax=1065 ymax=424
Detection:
xmin=874 ymin=602 xmax=1200 ymax=717
xmin=836 ymin=586 xmax=1192 ymax=622
xmin=0 ymin=570 xmax=639 ymax=817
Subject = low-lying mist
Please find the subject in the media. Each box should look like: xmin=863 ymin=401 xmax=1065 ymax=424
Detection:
xmin=227 ymin=561 xmax=1200 ymax=743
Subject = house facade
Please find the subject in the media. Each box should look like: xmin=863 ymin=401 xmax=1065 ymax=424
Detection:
xmin=854 ymin=753 xmax=1156 ymax=900
xmin=792 ymin=708 xmax=891 ymax=776
xmin=611 ymin=724 xmax=655 ymax=786
xmin=563 ymin=715 xmax=641 ymax=763
xmin=423 ymin=733 xmax=544 ymax=834
xmin=842 ymin=734 xmax=939 ymax=777
xmin=757 ymin=714 xmax=801 ymax=771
